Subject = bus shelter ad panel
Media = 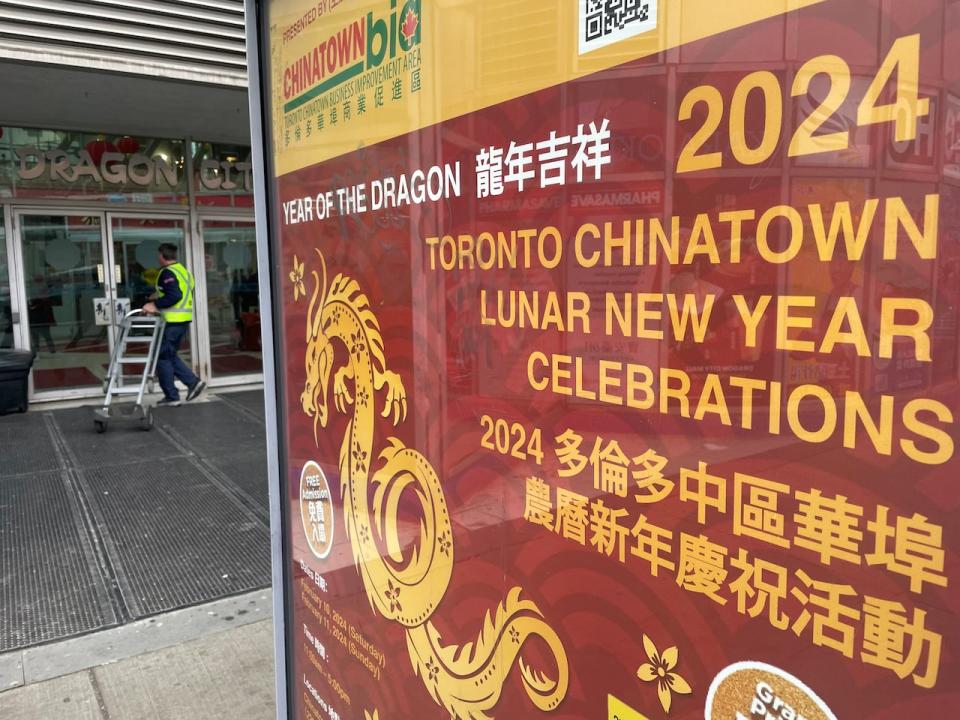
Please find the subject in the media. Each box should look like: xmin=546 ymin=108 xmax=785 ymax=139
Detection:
xmin=263 ymin=1 xmax=959 ymax=718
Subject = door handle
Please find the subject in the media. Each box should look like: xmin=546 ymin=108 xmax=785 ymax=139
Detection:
xmin=97 ymin=264 xmax=104 ymax=283
xmin=115 ymin=264 xmax=122 ymax=283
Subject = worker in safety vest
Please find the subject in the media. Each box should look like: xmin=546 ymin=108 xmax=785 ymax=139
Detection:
xmin=142 ymin=243 xmax=206 ymax=407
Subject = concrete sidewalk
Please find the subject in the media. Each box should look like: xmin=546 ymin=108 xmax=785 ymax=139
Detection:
xmin=0 ymin=591 xmax=276 ymax=720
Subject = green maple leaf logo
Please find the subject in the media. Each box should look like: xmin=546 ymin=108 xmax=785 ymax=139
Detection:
xmin=401 ymin=8 xmax=419 ymax=42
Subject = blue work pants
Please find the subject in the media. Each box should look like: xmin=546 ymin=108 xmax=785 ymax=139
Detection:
xmin=157 ymin=322 xmax=199 ymax=401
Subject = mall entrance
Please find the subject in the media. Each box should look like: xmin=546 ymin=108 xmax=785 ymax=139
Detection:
xmin=1 ymin=207 xmax=259 ymax=401
xmin=12 ymin=208 xmax=192 ymax=399
xmin=0 ymin=128 xmax=261 ymax=402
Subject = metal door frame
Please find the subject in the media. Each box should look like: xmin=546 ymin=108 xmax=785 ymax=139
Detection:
xmin=1 ymin=204 xmax=21 ymax=350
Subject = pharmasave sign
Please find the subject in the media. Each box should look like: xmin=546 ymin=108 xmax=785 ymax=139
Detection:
xmin=256 ymin=1 xmax=958 ymax=720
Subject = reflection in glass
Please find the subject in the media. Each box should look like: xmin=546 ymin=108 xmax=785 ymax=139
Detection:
xmin=110 ymin=215 xmax=192 ymax=371
xmin=111 ymin=216 xmax=186 ymax=309
xmin=192 ymin=141 xmax=253 ymax=208
xmin=20 ymin=214 xmax=108 ymax=391
xmin=202 ymin=220 xmax=261 ymax=377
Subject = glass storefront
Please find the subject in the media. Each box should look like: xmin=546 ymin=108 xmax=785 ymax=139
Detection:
xmin=0 ymin=128 xmax=187 ymax=204
xmin=0 ymin=126 xmax=259 ymax=400
xmin=201 ymin=219 xmax=260 ymax=378
xmin=194 ymin=142 xmax=253 ymax=209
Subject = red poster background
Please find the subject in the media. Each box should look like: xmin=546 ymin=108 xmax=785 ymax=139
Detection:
xmin=274 ymin=1 xmax=960 ymax=717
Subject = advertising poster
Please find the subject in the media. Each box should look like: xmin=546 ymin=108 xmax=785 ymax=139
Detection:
xmin=254 ymin=1 xmax=959 ymax=718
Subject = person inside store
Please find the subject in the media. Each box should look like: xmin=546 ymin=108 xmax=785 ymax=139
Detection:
xmin=28 ymin=274 xmax=58 ymax=354
xmin=142 ymin=243 xmax=206 ymax=407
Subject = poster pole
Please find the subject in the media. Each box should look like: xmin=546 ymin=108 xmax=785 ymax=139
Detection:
xmin=244 ymin=2 xmax=289 ymax=717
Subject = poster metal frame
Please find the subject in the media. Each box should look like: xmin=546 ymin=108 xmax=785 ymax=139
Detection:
xmin=244 ymin=1 xmax=293 ymax=716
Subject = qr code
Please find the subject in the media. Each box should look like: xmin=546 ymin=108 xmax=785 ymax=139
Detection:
xmin=579 ymin=0 xmax=657 ymax=55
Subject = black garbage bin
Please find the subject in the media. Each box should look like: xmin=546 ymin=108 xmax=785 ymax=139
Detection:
xmin=0 ymin=349 xmax=35 ymax=415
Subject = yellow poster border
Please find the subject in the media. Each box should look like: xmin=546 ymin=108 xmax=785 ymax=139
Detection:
xmin=268 ymin=0 xmax=825 ymax=176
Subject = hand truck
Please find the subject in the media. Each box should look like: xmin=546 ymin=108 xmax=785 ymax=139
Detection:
xmin=94 ymin=309 xmax=165 ymax=433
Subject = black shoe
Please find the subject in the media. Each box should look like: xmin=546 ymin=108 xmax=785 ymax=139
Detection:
xmin=157 ymin=397 xmax=181 ymax=408
xmin=186 ymin=380 xmax=206 ymax=402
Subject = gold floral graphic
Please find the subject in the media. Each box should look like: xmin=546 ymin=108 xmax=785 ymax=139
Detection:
xmin=636 ymin=634 xmax=692 ymax=714
xmin=385 ymin=579 xmax=403 ymax=613
xmin=438 ymin=530 xmax=452 ymax=556
xmin=364 ymin=711 xmax=379 ymax=720
xmin=426 ymin=657 xmax=440 ymax=683
xmin=300 ymin=251 xmax=569 ymax=719
xmin=289 ymin=255 xmax=306 ymax=301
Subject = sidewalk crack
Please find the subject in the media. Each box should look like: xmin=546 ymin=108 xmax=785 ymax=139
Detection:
xmin=88 ymin=668 xmax=112 ymax=720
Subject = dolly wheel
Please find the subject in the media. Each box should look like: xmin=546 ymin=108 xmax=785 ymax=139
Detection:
xmin=94 ymin=419 xmax=107 ymax=434
xmin=140 ymin=410 xmax=154 ymax=431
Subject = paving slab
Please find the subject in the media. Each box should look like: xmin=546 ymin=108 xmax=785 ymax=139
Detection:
xmin=17 ymin=589 xmax=272 ymax=685
xmin=93 ymin=619 xmax=275 ymax=720
xmin=0 ymin=652 xmax=23 ymax=691
xmin=0 ymin=671 xmax=103 ymax=720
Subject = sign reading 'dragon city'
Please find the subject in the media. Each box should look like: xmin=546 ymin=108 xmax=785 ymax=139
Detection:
xmin=13 ymin=147 xmax=253 ymax=191
xmin=14 ymin=147 xmax=182 ymax=187
xmin=253 ymin=1 xmax=959 ymax=719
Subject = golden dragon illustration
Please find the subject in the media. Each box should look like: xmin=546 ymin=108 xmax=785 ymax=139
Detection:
xmin=297 ymin=250 xmax=569 ymax=720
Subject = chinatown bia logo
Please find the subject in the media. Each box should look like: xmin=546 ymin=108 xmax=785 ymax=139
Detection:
xmin=283 ymin=0 xmax=421 ymax=102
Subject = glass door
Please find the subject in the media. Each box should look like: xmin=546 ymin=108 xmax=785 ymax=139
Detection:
xmin=109 ymin=215 xmax=189 ymax=311
xmin=15 ymin=210 xmax=111 ymax=394
xmin=107 ymin=214 xmax=193 ymax=382
xmin=198 ymin=218 xmax=262 ymax=383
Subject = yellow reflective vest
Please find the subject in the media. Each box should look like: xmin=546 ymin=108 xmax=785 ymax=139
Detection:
xmin=155 ymin=262 xmax=195 ymax=323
